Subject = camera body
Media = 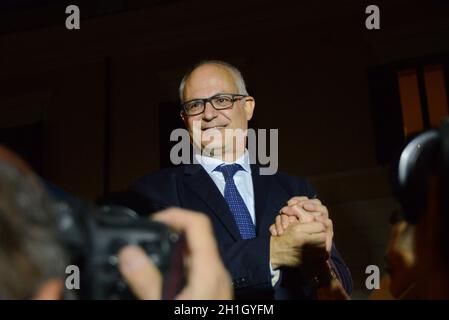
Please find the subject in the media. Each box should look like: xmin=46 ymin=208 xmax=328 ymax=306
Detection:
xmin=394 ymin=118 xmax=449 ymax=224
xmin=54 ymin=195 xmax=185 ymax=299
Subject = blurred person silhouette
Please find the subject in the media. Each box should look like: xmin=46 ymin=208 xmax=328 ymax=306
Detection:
xmin=373 ymin=118 xmax=449 ymax=299
xmin=0 ymin=145 xmax=67 ymax=299
xmin=0 ymin=145 xmax=231 ymax=300
xmin=393 ymin=118 xmax=449 ymax=299
xmin=369 ymin=214 xmax=417 ymax=300
xmin=275 ymin=118 xmax=449 ymax=300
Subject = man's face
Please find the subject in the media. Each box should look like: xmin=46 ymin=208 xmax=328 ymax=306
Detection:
xmin=181 ymin=64 xmax=254 ymax=157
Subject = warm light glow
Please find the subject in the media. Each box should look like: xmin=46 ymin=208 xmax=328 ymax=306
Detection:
xmin=424 ymin=64 xmax=449 ymax=128
xmin=397 ymin=69 xmax=423 ymax=137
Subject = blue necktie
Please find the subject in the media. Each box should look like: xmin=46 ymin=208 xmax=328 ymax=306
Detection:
xmin=214 ymin=164 xmax=256 ymax=240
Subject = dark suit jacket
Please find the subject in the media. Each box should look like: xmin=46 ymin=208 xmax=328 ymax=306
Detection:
xmin=129 ymin=164 xmax=352 ymax=299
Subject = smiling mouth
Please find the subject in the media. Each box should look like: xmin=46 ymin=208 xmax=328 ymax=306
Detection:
xmin=201 ymin=126 xmax=226 ymax=131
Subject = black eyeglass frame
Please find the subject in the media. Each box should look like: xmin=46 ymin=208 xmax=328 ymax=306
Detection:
xmin=181 ymin=93 xmax=251 ymax=116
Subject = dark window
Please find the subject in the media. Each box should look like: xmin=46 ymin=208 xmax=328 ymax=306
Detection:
xmin=368 ymin=54 xmax=449 ymax=165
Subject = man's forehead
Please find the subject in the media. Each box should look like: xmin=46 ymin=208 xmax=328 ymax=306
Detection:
xmin=184 ymin=64 xmax=238 ymax=99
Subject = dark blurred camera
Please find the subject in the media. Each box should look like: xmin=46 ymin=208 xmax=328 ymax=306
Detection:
xmin=393 ymin=117 xmax=449 ymax=224
xmin=52 ymin=193 xmax=185 ymax=299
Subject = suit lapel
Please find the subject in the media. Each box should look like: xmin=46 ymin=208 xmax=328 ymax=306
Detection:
xmin=183 ymin=164 xmax=241 ymax=240
xmin=251 ymin=165 xmax=273 ymax=235
xmin=251 ymin=165 xmax=290 ymax=236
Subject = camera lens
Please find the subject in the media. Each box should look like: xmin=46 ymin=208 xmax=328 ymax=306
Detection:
xmin=108 ymin=238 xmax=128 ymax=254
xmin=140 ymin=240 xmax=161 ymax=254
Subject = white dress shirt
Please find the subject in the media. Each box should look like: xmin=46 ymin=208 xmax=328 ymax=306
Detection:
xmin=194 ymin=150 xmax=255 ymax=225
xmin=195 ymin=150 xmax=280 ymax=286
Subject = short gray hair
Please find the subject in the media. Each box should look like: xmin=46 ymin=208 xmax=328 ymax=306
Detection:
xmin=179 ymin=60 xmax=249 ymax=102
xmin=0 ymin=160 xmax=67 ymax=299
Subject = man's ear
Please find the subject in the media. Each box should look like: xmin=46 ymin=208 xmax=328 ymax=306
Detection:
xmin=180 ymin=111 xmax=190 ymax=126
xmin=243 ymin=97 xmax=255 ymax=121
xmin=33 ymin=278 xmax=64 ymax=300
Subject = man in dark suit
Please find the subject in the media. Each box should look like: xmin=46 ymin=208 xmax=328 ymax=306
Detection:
xmin=130 ymin=60 xmax=352 ymax=299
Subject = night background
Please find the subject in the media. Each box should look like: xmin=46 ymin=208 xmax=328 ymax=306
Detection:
xmin=1 ymin=0 xmax=449 ymax=298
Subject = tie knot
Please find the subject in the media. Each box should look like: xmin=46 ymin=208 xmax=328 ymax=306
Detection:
xmin=214 ymin=163 xmax=244 ymax=180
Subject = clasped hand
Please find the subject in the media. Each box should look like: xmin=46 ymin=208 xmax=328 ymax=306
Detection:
xmin=269 ymin=197 xmax=333 ymax=269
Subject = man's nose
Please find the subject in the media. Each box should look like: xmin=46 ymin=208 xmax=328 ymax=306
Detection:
xmin=203 ymin=101 xmax=218 ymax=120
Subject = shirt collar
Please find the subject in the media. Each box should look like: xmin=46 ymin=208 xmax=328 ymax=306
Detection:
xmin=195 ymin=150 xmax=251 ymax=175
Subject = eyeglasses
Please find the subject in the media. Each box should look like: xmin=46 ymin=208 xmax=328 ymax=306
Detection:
xmin=181 ymin=93 xmax=249 ymax=116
